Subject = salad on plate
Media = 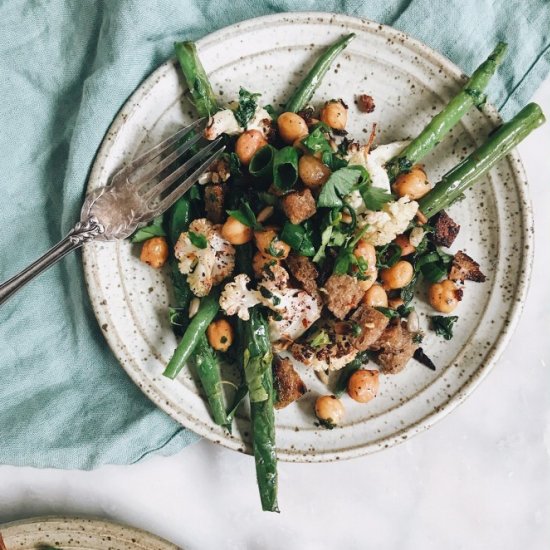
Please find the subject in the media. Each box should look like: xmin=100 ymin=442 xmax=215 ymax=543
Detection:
xmin=131 ymin=35 xmax=545 ymax=511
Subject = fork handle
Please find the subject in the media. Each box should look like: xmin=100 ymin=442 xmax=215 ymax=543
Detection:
xmin=0 ymin=217 xmax=104 ymax=306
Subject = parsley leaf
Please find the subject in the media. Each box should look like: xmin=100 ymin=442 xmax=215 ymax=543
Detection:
xmin=233 ymin=87 xmax=261 ymax=128
xmin=227 ymin=201 xmax=260 ymax=229
xmin=301 ymin=125 xmax=333 ymax=155
xmin=317 ymin=167 xmax=363 ymax=208
xmin=224 ymin=152 xmax=242 ymax=176
xmin=360 ymin=186 xmax=394 ymax=211
xmin=375 ymin=307 xmax=400 ymax=319
xmin=308 ymin=329 xmax=331 ymax=348
xmin=188 ymin=231 xmax=208 ymax=249
xmin=430 ymin=315 xmax=458 ymax=340
xmin=130 ymin=216 xmax=166 ymax=243
xmin=376 ymin=243 xmax=402 ymax=269
xmin=416 ymin=247 xmax=453 ymax=283
xmin=280 ymin=221 xmax=315 ymax=257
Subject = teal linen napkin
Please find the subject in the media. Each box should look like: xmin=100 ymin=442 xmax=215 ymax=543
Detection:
xmin=1 ymin=0 xmax=548 ymax=469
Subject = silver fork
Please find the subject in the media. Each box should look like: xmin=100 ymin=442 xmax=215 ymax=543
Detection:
xmin=0 ymin=119 xmax=224 ymax=305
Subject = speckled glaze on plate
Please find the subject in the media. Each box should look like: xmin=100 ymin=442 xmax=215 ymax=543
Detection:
xmin=0 ymin=517 xmax=178 ymax=549
xmin=82 ymin=13 xmax=533 ymax=462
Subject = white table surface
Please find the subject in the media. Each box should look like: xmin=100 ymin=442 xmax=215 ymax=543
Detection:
xmin=1 ymin=79 xmax=549 ymax=550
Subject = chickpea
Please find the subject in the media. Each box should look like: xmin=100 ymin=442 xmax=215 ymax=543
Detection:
xmin=393 ymin=165 xmax=431 ymax=200
xmin=221 ymin=216 xmax=253 ymax=245
xmin=277 ymin=112 xmax=308 ymax=144
xmin=429 ymin=279 xmax=462 ymax=313
xmin=394 ymin=234 xmax=415 ymax=256
xmin=140 ymin=236 xmax=168 ymax=268
xmin=298 ymin=155 xmax=331 ymax=188
xmin=315 ymin=395 xmax=345 ymax=426
xmin=388 ymin=297 xmax=405 ymax=309
xmin=362 ymin=284 xmax=388 ymax=308
xmin=207 ymin=319 xmax=234 ymax=352
xmin=235 ymin=130 xmax=267 ymax=165
xmin=347 ymin=370 xmax=380 ymax=403
xmin=354 ymin=239 xmax=377 ymax=271
xmin=252 ymin=250 xmax=278 ymax=278
xmin=254 ymin=228 xmax=290 ymax=259
xmin=320 ymin=100 xmax=348 ymax=130
xmin=380 ymin=260 xmax=414 ymax=290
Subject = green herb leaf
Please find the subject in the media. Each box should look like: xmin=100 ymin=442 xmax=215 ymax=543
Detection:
xmin=258 ymin=191 xmax=279 ymax=206
xmin=375 ymin=306 xmax=400 ymax=319
xmin=309 ymin=329 xmax=331 ymax=348
xmin=188 ymin=230 xmax=208 ymax=249
xmin=227 ymin=201 xmax=260 ymax=229
xmin=130 ymin=216 xmax=166 ymax=243
xmin=224 ymin=152 xmax=242 ymax=176
xmin=313 ymin=224 xmax=333 ymax=263
xmin=430 ymin=315 xmax=458 ymax=340
xmin=263 ymin=104 xmax=277 ymax=119
xmin=333 ymin=351 xmax=369 ymax=397
xmin=360 ymin=186 xmax=394 ymax=211
xmin=234 ymin=87 xmax=261 ymax=128
xmin=267 ymin=237 xmax=285 ymax=258
xmin=317 ymin=167 xmax=363 ymax=208
xmin=168 ymin=306 xmax=188 ymax=331
xmin=280 ymin=222 xmax=315 ymax=256
xmin=376 ymin=243 xmax=402 ymax=269
xmin=400 ymin=271 xmax=419 ymax=304
xmin=301 ymin=125 xmax=333 ymax=154
xmin=187 ymin=184 xmax=201 ymax=202
xmin=416 ymin=247 xmax=453 ymax=283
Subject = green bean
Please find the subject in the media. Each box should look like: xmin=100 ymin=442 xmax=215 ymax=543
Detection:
xmin=273 ymin=146 xmax=299 ymax=191
xmin=418 ymin=103 xmax=545 ymax=219
xmin=386 ymin=42 xmax=508 ymax=182
xmin=167 ymin=197 xmax=193 ymax=331
xmin=163 ymin=290 xmax=220 ymax=379
xmin=193 ymin=334 xmax=229 ymax=427
xmin=243 ymin=308 xmax=279 ymax=512
xmin=226 ymin=383 xmax=248 ymax=425
xmin=175 ymin=41 xmax=219 ymax=117
xmin=284 ymin=34 xmax=355 ymax=113
xmin=249 ymin=144 xmax=276 ymax=179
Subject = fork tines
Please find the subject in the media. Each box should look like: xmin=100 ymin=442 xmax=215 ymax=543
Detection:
xmin=128 ymin=118 xmax=225 ymax=217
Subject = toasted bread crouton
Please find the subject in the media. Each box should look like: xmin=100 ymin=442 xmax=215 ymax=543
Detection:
xmin=273 ymin=356 xmax=306 ymax=409
xmin=371 ymin=320 xmax=418 ymax=374
xmin=431 ymin=210 xmax=460 ymax=248
xmin=286 ymin=253 xmax=319 ymax=295
xmin=449 ymin=250 xmax=486 ymax=282
xmin=349 ymin=305 xmax=390 ymax=351
xmin=204 ymin=183 xmax=225 ymax=224
xmin=281 ymin=188 xmax=317 ymax=224
xmin=322 ymin=274 xmax=365 ymax=320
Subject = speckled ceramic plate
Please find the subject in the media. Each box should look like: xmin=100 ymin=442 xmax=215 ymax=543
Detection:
xmin=83 ymin=13 xmax=533 ymax=462
xmin=0 ymin=517 xmax=178 ymax=549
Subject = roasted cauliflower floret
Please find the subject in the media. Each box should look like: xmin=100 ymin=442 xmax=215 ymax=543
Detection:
xmin=174 ymin=218 xmax=235 ymax=297
xmin=359 ymin=197 xmax=419 ymax=246
xmin=219 ymin=265 xmax=321 ymax=340
xmin=219 ymin=274 xmax=261 ymax=321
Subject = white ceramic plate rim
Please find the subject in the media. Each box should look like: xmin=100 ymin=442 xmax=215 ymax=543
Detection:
xmin=83 ymin=12 xmax=533 ymax=462
xmin=0 ymin=516 xmax=178 ymax=549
